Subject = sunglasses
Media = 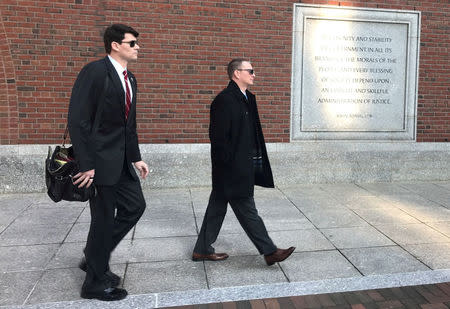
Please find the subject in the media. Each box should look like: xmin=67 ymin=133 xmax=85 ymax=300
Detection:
xmin=237 ymin=69 xmax=255 ymax=75
xmin=121 ymin=40 xmax=138 ymax=47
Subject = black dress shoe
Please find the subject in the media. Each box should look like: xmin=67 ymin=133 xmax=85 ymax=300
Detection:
xmin=80 ymin=286 xmax=128 ymax=301
xmin=79 ymin=258 xmax=121 ymax=287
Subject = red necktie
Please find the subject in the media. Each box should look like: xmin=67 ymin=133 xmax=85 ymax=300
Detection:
xmin=123 ymin=70 xmax=131 ymax=120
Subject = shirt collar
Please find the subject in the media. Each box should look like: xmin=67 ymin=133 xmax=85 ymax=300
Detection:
xmin=108 ymin=55 xmax=127 ymax=76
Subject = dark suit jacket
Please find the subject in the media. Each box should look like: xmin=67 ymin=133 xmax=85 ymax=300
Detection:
xmin=210 ymin=80 xmax=274 ymax=199
xmin=68 ymin=57 xmax=141 ymax=186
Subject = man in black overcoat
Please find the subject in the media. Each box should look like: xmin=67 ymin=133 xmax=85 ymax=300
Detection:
xmin=68 ymin=24 xmax=148 ymax=301
xmin=192 ymin=58 xmax=295 ymax=266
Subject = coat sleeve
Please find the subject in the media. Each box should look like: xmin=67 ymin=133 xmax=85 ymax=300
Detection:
xmin=67 ymin=63 xmax=103 ymax=172
xmin=209 ymin=93 xmax=233 ymax=165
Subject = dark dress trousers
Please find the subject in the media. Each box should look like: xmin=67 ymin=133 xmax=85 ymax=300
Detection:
xmin=68 ymin=57 xmax=145 ymax=289
xmin=194 ymin=80 xmax=277 ymax=255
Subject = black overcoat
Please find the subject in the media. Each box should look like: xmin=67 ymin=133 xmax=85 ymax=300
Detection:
xmin=68 ymin=57 xmax=142 ymax=186
xmin=210 ymin=80 xmax=274 ymax=199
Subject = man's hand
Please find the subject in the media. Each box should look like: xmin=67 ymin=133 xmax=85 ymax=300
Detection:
xmin=73 ymin=169 xmax=95 ymax=188
xmin=134 ymin=161 xmax=149 ymax=179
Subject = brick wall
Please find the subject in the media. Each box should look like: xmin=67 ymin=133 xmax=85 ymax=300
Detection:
xmin=0 ymin=0 xmax=448 ymax=144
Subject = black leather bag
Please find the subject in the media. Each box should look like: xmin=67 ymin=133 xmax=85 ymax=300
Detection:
xmin=45 ymin=143 xmax=95 ymax=202
xmin=45 ymin=75 xmax=108 ymax=203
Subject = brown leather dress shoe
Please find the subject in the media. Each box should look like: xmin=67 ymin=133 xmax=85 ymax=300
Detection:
xmin=192 ymin=252 xmax=229 ymax=261
xmin=264 ymin=247 xmax=295 ymax=266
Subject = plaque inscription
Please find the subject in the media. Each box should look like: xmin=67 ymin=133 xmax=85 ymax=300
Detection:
xmin=302 ymin=19 xmax=408 ymax=132
xmin=291 ymin=5 xmax=420 ymax=140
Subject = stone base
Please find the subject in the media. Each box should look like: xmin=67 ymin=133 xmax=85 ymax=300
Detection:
xmin=0 ymin=142 xmax=449 ymax=193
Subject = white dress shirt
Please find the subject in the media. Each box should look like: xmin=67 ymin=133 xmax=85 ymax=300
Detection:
xmin=108 ymin=55 xmax=133 ymax=103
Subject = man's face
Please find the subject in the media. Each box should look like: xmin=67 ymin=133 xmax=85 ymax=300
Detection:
xmin=115 ymin=33 xmax=139 ymax=62
xmin=236 ymin=61 xmax=255 ymax=87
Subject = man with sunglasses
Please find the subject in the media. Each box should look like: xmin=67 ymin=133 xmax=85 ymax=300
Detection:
xmin=68 ymin=24 xmax=148 ymax=301
xmin=192 ymin=58 xmax=295 ymax=266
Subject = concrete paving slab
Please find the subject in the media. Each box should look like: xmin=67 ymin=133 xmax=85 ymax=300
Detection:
xmin=284 ymin=195 xmax=347 ymax=211
xmin=427 ymin=221 xmax=450 ymax=237
xmin=0 ymin=196 xmax=32 ymax=212
xmin=128 ymin=236 xmax=196 ymax=262
xmin=319 ymin=183 xmax=373 ymax=200
xmin=204 ymin=255 xmax=287 ymax=288
xmin=30 ymin=199 xmax=87 ymax=208
xmin=140 ymin=203 xmax=193 ymax=221
xmin=434 ymin=181 xmax=450 ymax=191
xmin=302 ymin=208 xmax=370 ymax=228
xmin=279 ymin=251 xmax=361 ymax=282
xmin=26 ymin=268 xmax=86 ymax=304
xmin=0 ymin=212 xmax=18 ymax=228
xmin=0 ymin=223 xmax=72 ymax=246
xmin=76 ymin=207 xmax=90 ymax=223
xmin=0 ymin=244 xmax=59 ymax=272
xmin=255 ymin=198 xmax=299 ymax=212
xmin=0 ymin=270 xmax=43 ymax=306
xmin=46 ymin=242 xmax=86 ymax=269
xmin=256 ymin=207 xmax=307 ymax=220
xmin=380 ymin=193 xmax=444 ymax=209
xmin=375 ymin=223 xmax=450 ymax=245
xmin=64 ymin=223 xmax=91 ymax=243
xmin=344 ymin=196 xmax=399 ymax=209
xmin=194 ymin=211 xmax=244 ymax=235
xmin=394 ymin=205 xmax=450 ymax=222
xmin=26 ymin=264 xmax=126 ymax=305
xmin=13 ymin=207 xmax=83 ymax=225
xmin=254 ymin=187 xmax=286 ymax=198
xmin=194 ymin=209 xmax=309 ymax=235
xmin=399 ymin=182 xmax=448 ymax=196
xmin=257 ymin=204 xmax=302 ymax=216
xmin=142 ymin=189 xmax=191 ymax=205
xmin=427 ymin=195 xmax=450 ymax=208
xmin=191 ymin=200 xmax=208 ymax=214
xmin=65 ymin=222 xmax=133 ymax=243
xmin=212 ymin=232 xmax=259 ymax=256
xmin=0 ymin=181 xmax=449 ymax=308
xmin=189 ymin=188 xmax=211 ymax=209
xmin=23 ymin=194 xmax=59 ymax=205
xmin=404 ymin=243 xmax=450 ymax=270
xmin=134 ymin=217 xmax=197 ymax=238
xmin=194 ymin=227 xmax=329 ymax=256
xmin=320 ymin=226 xmax=395 ymax=249
xmin=269 ymin=229 xmax=335 ymax=252
xmin=356 ymin=183 xmax=413 ymax=195
xmin=352 ymin=208 xmax=422 ymax=225
xmin=125 ymin=260 xmax=207 ymax=294
xmin=261 ymin=215 xmax=316 ymax=232
xmin=46 ymin=240 xmax=131 ymax=269
xmin=341 ymin=246 xmax=430 ymax=275
xmin=278 ymin=184 xmax=331 ymax=197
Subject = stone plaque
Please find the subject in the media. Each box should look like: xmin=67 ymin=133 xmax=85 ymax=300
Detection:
xmin=291 ymin=5 xmax=420 ymax=140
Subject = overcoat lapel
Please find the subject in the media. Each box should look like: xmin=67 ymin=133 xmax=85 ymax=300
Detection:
xmin=104 ymin=57 xmax=126 ymax=119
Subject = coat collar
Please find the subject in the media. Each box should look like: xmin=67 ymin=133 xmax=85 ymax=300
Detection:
xmin=227 ymin=80 xmax=254 ymax=101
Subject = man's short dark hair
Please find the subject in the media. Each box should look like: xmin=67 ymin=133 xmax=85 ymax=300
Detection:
xmin=227 ymin=58 xmax=249 ymax=80
xmin=103 ymin=24 xmax=139 ymax=54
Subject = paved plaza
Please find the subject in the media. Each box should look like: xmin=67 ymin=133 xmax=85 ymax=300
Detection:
xmin=0 ymin=181 xmax=449 ymax=308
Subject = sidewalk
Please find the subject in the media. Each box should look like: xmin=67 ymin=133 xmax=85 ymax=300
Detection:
xmin=1 ymin=181 xmax=449 ymax=308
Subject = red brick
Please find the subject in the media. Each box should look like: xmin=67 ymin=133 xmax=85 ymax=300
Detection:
xmin=0 ymin=0 xmax=448 ymax=144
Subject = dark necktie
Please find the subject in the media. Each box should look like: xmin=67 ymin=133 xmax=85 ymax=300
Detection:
xmin=123 ymin=70 xmax=131 ymax=120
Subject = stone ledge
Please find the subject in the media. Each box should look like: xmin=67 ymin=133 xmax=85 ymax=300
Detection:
xmin=0 ymin=142 xmax=449 ymax=193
